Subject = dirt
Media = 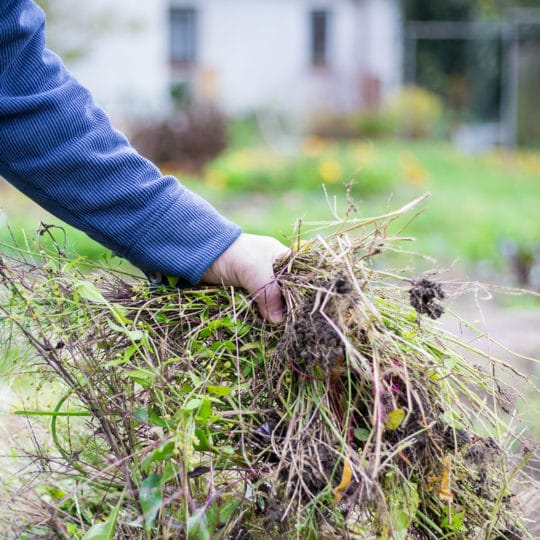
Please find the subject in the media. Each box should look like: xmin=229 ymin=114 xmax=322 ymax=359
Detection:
xmin=409 ymin=278 xmax=446 ymax=319
xmin=278 ymin=274 xmax=354 ymax=379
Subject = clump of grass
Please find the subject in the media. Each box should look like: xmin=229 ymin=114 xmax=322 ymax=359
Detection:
xmin=0 ymin=197 xmax=538 ymax=539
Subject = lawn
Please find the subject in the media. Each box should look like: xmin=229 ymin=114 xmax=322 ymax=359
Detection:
xmin=188 ymin=140 xmax=540 ymax=268
xmin=2 ymin=138 xmax=540 ymax=279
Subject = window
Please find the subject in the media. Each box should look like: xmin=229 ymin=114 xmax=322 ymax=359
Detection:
xmin=310 ymin=10 xmax=331 ymax=67
xmin=169 ymin=7 xmax=197 ymax=65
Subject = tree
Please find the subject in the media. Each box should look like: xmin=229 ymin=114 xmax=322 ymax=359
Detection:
xmin=403 ymin=0 xmax=540 ymax=21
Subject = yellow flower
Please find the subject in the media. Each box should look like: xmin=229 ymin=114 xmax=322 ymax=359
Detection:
xmin=521 ymin=152 xmax=540 ymax=174
xmin=319 ymin=159 xmax=343 ymax=183
xmin=232 ymin=149 xmax=252 ymax=169
xmin=354 ymin=142 xmax=375 ymax=167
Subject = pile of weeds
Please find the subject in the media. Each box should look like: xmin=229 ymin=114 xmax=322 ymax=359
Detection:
xmin=0 ymin=196 xmax=538 ymax=539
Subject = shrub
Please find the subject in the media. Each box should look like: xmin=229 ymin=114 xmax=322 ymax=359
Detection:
xmin=130 ymin=106 xmax=228 ymax=173
xmin=309 ymin=110 xmax=396 ymax=141
xmin=353 ymin=110 xmax=394 ymax=139
xmin=386 ymin=86 xmax=444 ymax=139
xmin=308 ymin=111 xmax=360 ymax=140
xmin=228 ymin=114 xmax=264 ymax=148
xmin=203 ymin=141 xmax=396 ymax=196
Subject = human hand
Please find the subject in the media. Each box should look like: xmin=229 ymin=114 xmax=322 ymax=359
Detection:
xmin=201 ymin=233 xmax=289 ymax=324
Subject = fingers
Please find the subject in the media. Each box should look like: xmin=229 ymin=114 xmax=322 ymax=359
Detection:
xmin=200 ymin=233 xmax=288 ymax=323
xmin=252 ymin=277 xmax=285 ymax=325
xmin=236 ymin=234 xmax=288 ymax=324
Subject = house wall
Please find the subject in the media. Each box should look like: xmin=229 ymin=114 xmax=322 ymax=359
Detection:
xmin=53 ymin=0 xmax=170 ymax=121
xmin=364 ymin=0 xmax=402 ymax=98
xmin=181 ymin=0 xmax=365 ymax=115
xmin=51 ymin=0 xmax=401 ymax=121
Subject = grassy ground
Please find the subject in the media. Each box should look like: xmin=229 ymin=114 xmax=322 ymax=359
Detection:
xmin=3 ymin=138 xmax=538 ymax=279
xmin=183 ymin=140 xmax=540 ymax=270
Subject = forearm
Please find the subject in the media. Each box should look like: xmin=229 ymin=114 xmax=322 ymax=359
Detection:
xmin=0 ymin=0 xmax=241 ymax=284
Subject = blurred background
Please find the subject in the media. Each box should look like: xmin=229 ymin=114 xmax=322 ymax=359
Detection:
xmin=1 ymin=1 xmax=539 ymax=389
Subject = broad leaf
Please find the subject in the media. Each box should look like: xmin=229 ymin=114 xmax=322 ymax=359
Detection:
xmin=140 ymin=474 xmax=163 ymax=532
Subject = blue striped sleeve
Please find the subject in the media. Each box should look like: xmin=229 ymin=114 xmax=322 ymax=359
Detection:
xmin=0 ymin=0 xmax=241 ymax=284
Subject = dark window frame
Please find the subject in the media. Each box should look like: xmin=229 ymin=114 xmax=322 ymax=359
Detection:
xmin=310 ymin=9 xmax=331 ymax=68
xmin=169 ymin=7 xmax=197 ymax=67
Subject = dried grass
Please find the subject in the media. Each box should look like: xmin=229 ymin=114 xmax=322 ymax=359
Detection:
xmin=0 ymin=196 xmax=538 ymax=539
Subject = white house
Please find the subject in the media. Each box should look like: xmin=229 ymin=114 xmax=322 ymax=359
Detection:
xmin=58 ymin=0 xmax=402 ymax=122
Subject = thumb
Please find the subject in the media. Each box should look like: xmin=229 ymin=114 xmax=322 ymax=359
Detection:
xmin=201 ymin=233 xmax=289 ymax=323
xmin=252 ymin=278 xmax=285 ymax=325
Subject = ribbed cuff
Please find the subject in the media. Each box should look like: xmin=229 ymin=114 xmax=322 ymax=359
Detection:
xmin=125 ymin=182 xmax=242 ymax=285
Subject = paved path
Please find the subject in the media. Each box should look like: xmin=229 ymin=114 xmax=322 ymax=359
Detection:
xmin=442 ymin=297 xmax=540 ymax=374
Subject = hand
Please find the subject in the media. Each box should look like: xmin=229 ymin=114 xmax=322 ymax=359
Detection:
xmin=201 ymin=233 xmax=289 ymax=324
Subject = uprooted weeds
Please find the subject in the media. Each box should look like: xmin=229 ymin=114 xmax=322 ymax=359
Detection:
xmin=0 ymin=196 xmax=538 ymax=539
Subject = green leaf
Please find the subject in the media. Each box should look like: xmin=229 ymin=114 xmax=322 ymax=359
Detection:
xmin=443 ymin=357 xmax=458 ymax=370
xmin=239 ymin=343 xmax=261 ymax=352
xmin=45 ymin=486 xmax=66 ymax=499
xmin=125 ymin=369 xmax=156 ymax=388
xmin=206 ymin=385 xmax=233 ymax=397
xmin=153 ymin=439 xmax=175 ymax=461
xmin=386 ymin=477 xmax=419 ymax=540
xmin=162 ymin=460 xmax=178 ymax=484
xmin=218 ymin=499 xmax=240 ymax=525
xmin=222 ymin=340 xmax=237 ymax=351
xmin=82 ymin=518 xmax=115 ymax=540
xmin=104 ymin=356 xmax=127 ymax=368
xmin=354 ymin=427 xmax=371 ymax=442
xmin=188 ymin=372 xmax=203 ymax=387
xmin=155 ymin=312 xmax=170 ymax=324
xmin=402 ymin=330 xmax=417 ymax=340
xmin=202 ymin=504 xmax=220 ymax=535
xmin=166 ymin=275 xmax=181 ymax=288
xmin=143 ymin=439 xmax=175 ymax=472
xmin=123 ymin=343 xmax=139 ymax=362
xmin=406 ymin=310 xmax=418 ymax=322
xmin=439 ymin=410 xmax=464 ymax=430
xmin=135 ymin=407 xmax=149 ymax=424
xmin=74 ymin=280 xmax=107 ymax=304
xmin=384 ymin=408 xmax=406 ymax=430
xmin=193 ymin=427 xmax=211 ymax=451
xmin=184 ymin=398 xmax=204 ymax=411
xmin=140 ymin=474 xmax=163 ymax=532
xmin=187 ymin=507 xmax=210 ymax=540
xmin=66 ymin=522 xmax=83 ymax=538
xmin=441 ymin=510 xmax=465 ymax=531
xmin=82 ymin=491 xmax=125 ymax=540
xmin=111 ymin=304 xmax=130 ymax=324
xmin=197 ymin=398 xmax=213 ymax=422
xmin=148 ymin=407 xmax=169 ymax=427
xmin=107 ymin=319 xmax=143 ymax=342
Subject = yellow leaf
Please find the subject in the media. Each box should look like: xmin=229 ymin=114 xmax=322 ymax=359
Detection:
xmin=332 ymin=457 xmax=353 ymax=505
xmin=384 ymin=408 xmax=406 ymax=430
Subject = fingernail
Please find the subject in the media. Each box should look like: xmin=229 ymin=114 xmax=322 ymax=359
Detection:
xmin=269 ymin=310 xmax=284 ymax=325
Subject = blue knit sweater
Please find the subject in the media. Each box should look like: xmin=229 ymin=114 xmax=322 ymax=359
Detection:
xmin=0 ymin=0 xmax=241 ymax=285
